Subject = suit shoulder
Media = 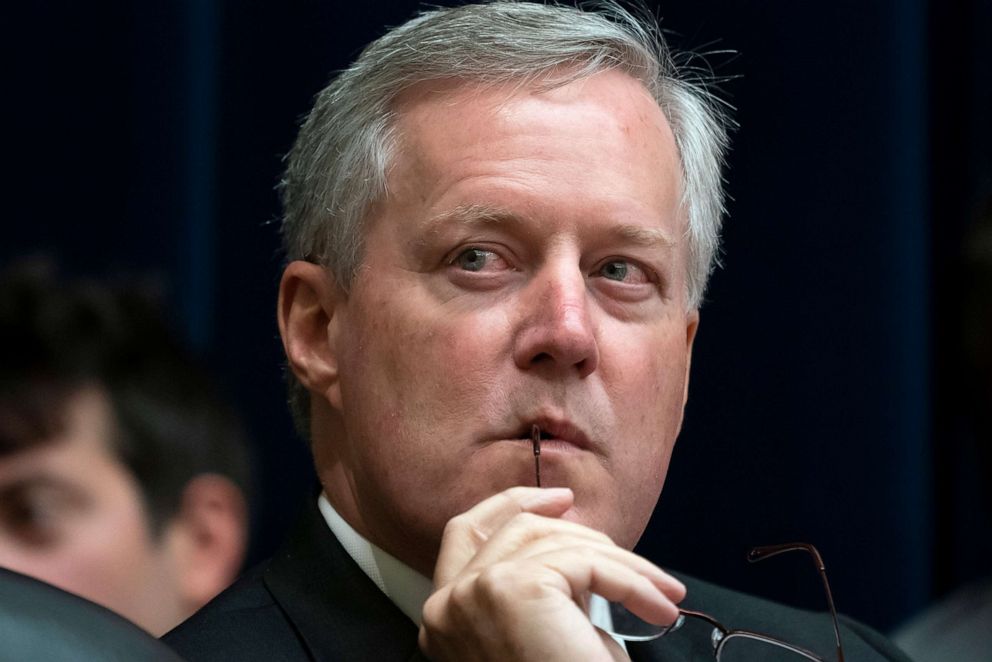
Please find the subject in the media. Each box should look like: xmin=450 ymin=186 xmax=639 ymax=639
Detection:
xmin=162 ymin=563 xmax=307 ymax=662
xmin=838 ymin=614 xmax=914 ymax=662
xmin=674 ymin=573 xmax=911 ymax=661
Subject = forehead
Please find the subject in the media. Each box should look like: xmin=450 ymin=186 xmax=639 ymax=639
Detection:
xmin=379 ymin=70 xmax=685 ymax=248
xmin=394 ymin=71 xmax=678 ymax=169
xmin=0 ymin=388 xmax=119 ymax=483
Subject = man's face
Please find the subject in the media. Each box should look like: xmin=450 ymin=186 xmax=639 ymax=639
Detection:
xmin=0 ymin=387 xmax=184 ymax=635
xmin=319 ymin=70 xmax=697 ymax=574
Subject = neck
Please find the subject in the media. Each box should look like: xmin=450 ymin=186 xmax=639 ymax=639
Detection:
xmin=317 ymin=463 xmax=439 ymax=578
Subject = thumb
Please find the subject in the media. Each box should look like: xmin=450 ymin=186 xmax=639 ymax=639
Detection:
xmin=597 ymin=628 xmax=631 ymax=661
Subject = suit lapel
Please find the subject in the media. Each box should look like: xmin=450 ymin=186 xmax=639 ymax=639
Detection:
xmin=263 ymin=500 xmax=429 ymax=661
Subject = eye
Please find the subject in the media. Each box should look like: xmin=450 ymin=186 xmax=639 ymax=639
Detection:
xmin=456 ymin=248 xmax=492 ymax=271
xmin=449 ymin=247 xmax=511 ymax=273
xmin=594 ymin=259 xmax=651 ymax=284
xmin=0 ymin=491 xmax=64 ymax=548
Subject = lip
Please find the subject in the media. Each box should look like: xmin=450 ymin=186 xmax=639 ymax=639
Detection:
xmin=500 ymin=415 xmax=595 ymax=453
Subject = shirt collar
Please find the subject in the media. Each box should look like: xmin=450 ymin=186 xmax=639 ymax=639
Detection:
xmin=318 ymin=492 xmax=433 ymax=626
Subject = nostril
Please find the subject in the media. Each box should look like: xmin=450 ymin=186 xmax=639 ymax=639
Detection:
xmin=531 ymin=351 xmax=553 ymax=365
xmin=513 ymin=319 xmax=599 ymax=376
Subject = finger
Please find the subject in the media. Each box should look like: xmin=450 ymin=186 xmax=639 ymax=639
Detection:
xmin=463 ymin=512 xmax=615 ymax=574
xmin=435 ymin=487 xmax=574 ymax=586
xmin=500 ymin=534 xmax=686 ymax=602
xmin=529 ymin=548 xmax=683 ymax=627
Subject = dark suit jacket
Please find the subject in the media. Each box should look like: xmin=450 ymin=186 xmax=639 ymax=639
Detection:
xmin=164 ymin=502 xmax=910 ymax=661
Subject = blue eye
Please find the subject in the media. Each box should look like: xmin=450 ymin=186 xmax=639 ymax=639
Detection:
xmin=594 ymin=259 xmax=653 ymax=286
xmin=599 ymin=260 xmax=630 ymax=281
xmin=455 ymin=248 xmax=493 ymax=272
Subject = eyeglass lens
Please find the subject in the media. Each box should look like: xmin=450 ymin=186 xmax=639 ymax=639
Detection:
xmin=716 ymin=633 xmax=821 ymax=661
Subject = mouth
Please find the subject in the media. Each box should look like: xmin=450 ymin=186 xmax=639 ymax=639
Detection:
xmin=506 ymin=417 xmax=594 ymax=453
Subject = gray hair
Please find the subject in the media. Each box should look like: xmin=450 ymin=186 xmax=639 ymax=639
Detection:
xmin=280 ymin=0 xmax=731 ymax=437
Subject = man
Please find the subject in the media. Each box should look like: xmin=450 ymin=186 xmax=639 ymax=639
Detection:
xmin=166 ymin=2 xmax=910 ymax=660
xmin=0 ymin=264 xmax=250 ymax=637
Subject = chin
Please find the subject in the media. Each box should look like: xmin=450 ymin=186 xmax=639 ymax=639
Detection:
xmin=565 ymin=498 xmax=653 ymax=550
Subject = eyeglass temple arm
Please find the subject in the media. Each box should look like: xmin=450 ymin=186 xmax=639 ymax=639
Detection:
xmin=747 ymin=543 xmax=845 ymax=662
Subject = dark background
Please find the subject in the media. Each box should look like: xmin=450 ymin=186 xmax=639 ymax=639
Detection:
xmin=5 ymin=0 xmax=990 ymax=634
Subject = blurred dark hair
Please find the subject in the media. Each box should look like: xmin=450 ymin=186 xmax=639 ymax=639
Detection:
xmin=0 ymin=260 xmax=251 ymax=535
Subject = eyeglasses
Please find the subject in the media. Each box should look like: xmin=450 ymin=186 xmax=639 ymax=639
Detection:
xmin=606 ymin=543 xmax=846 ymax=662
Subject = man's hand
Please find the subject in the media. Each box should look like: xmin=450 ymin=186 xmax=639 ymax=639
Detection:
xmin=417 ymin=487 xmax=685 ymax=661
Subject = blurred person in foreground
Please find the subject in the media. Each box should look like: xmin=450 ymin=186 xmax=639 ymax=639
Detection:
xmin=0 ymin=263 xmax=250 ymax=636
xmin=166 ymin=2 xmax=909 ymax=660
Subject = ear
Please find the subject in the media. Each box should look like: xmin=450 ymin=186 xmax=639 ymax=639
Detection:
xmin=166 ymin=474 xmax=247 ymax=611
xmin=682 ymin=310 xmax=700 ymax=407
xmin=277 ymin=261 xmax=345 ymax=410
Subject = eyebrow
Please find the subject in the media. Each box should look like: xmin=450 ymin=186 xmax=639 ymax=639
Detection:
xmin=419 ymin=203 xmax=677 ymax=249
xmin=419 ymin=204 xmax=518 ymax=237
xmin=610 ymin=223 xmax=676 ymax=249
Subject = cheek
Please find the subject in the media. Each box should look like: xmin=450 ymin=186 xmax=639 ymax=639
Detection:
xmin=12 ymin=500 xmax=159 ymax=614
xmin=606 ymin=328 xmax=689 ymax=516
xmin=345 ymin=300 xmax=509 ymax=419
xmin=608 ymin=327 xmax=689 ymax=417
xmin=72 ymin=494 xmax=160 ymax=589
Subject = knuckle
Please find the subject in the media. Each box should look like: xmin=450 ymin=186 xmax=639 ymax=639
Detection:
xmin=442 ymin=513 xmax=492 ymax=546
xmin=511 ymin=511 xmax=543 ymax=529
xmin=441 ymin=513 xmax=477 ymax=546
xmin=475 ymin=563 xmax=519 ymax=604
xmin=448 ymin=575 xmax=476 ymax=608
xmin=420 ymin=592 xmax=446 ymax=631
xmin=443 ymin=513 xmax=469 ymax=537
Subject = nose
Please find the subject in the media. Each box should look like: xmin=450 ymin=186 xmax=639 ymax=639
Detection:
xmin=513 ymin=262 xmax=599 ymax=378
